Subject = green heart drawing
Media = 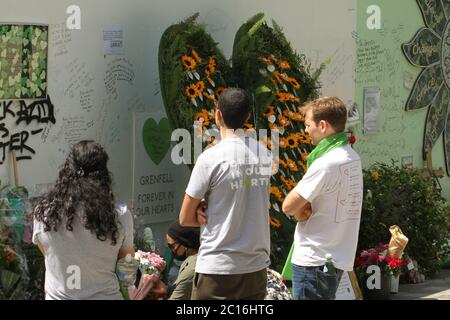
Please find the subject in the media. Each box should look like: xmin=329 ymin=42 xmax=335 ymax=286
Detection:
xmin=142 ymin=117 xmax=171 ymax=165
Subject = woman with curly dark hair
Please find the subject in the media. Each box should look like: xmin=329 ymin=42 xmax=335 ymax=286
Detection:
xmin=32 ymin=140 xmax=134 ymax=300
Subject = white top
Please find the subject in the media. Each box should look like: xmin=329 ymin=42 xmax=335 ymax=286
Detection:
xmin=186 ymin=137 xmax=272 ymax=274
xmin=292 ymin=145 xmax=363 ymax=271
xmin=33 ymin=204 xmax=134 ymax=300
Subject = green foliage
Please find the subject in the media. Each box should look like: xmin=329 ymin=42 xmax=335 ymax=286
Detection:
xmin=158 ymin=13 xmax=230 ymax=134
xmin=358 ymin=161 xmax=449 ymax=276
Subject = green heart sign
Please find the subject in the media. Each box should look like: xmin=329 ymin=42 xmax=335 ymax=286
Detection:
xmin=142 ymin=117 xmax=171 ymax=165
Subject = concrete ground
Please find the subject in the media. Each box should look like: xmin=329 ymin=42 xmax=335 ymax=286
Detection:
xmin=390 ymin=269 xmax=450 ymax=300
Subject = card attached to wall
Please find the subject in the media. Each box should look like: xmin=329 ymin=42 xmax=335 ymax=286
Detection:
xmin=363 ymin=86 xmax=381 ymax=134
xmin=102 ymin=25 xmax=124 ymax=55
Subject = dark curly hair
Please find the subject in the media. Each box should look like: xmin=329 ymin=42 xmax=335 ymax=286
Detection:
xmin=33 ymin=140 xmax=119 ymax=245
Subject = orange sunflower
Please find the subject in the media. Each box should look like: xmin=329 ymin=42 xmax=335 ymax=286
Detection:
xmin=285 ymin=134 xmax=299 ymax=148
xmin=277 ymin=115 xmax=291 ymax=127
xmin=185 ymin=83 xmax=200 ymax=99
xmin=207 ymin=57 xmax=216 ymax=74
xmin=270 ymin=186 xmax=284 ymax=202
xmin=270 ymin=217 xmax=281 ymax=228
xmin=276 ymin=92 xmax=300 ymax=103
xmin=278 ymin=60 xmax=291 ymax=70
xmin=191 ymin=49 xmax=202 ymax=63
xmin=196 ymin=81 xmax=205 ymax=94
xmin=273 ymin=71 xmax=284 ymax=84
xmin=182 ymin=54 xmax=197 ymax=70
xmin=194 ymin=109 xmax=210 ymax=126
xmin=296 ymin=132 xmax=311 ymax=144
xmin=287 ymin=77 xmax=301 ymax=89
xmin=283 ymin=109 xmax=303 ymax=122
xmin=285 ymin=158 xmax=298 ymax=172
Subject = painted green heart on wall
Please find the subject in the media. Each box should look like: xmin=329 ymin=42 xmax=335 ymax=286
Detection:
xmin=142 ymin=117 xmax=171 ymax=165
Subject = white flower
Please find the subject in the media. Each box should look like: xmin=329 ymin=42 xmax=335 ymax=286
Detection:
xmin=134 ymin=252 xmax=141 ymax=261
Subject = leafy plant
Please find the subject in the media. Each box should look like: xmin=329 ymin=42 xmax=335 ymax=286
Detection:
xmin=358 ymin=161 xmax=449 ymax=276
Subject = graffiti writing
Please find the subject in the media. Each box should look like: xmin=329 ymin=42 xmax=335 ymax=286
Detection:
xmin=0 ymin=96 xmax=55 ymax=164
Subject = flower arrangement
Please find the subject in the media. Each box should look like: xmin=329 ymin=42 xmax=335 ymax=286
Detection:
xmin=116 ymin=250 xmax=167 ymax=300
xmin=128 ymin=250 xmax=166 ymax=300
xmin=159 ymin=13 xmax=325 ymax=272
xmin=355 ymin=243 xmax=404 ymax=278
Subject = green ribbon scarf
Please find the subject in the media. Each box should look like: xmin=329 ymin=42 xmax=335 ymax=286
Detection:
xmin=306 ymin=132 xmax=349 ymax=168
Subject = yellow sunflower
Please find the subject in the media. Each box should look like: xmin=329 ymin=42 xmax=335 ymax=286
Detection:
xmin=278 ymin=60 xmax=291 ymax=70
xmin=182 ymin=54 xmax=197 ymax=70
xmin=196 ymin=81 xmax=205 ymax=94
xmin=296 ymin=132 xmax=311 ymax=144
xmin=277 ymin=115 xmax=291 ymax=127
xmin=273 ymin=71 xmax=284 ymax=84
xmin=194 ymin=110 xmax=210 ymax=126
xmin=371 ymin=171 xmax=380 ymax=181
xmin=270 ymin=186 xmax=284 ymax=202
xmin=285 ymin=158 xmax=298 ymax=172
xmin=286 ymin=134 xmax=299 ymax=148
xmin=270 ymin=217 xmax=281 ymax=228
xmin=207 ymin=57 xmax=216 ymax=74
xmin=277 ymin=92 xmax=300 ymax=103
xmin=278 ymin=158 xmax=287 ymax=169
xmin=185 ymin=83 xmax=200 ymax=99
xmin=282 ymin=109 xmax=302 ymax=122
xmin=284 ymin=178 xmax=297 ymax=191
xmin=191 ymin=49 xmax=202 ymax=63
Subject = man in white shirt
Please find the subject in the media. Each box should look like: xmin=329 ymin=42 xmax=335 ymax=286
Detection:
xmin=282 ymin=96 xmax=363 ymax=300
xmin=179 ymin=88 xmax=272 ymax=299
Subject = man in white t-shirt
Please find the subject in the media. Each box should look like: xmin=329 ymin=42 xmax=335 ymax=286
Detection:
xmin=282 ymin=96 xmax=363 ymax=300
xmin=179 ymin=88 xmax=272 ymax=300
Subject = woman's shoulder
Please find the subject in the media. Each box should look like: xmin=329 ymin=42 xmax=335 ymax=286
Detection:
xmin=114 ymin=203 xmax=129 ymax=215
xmin=114 ymin=203 xmax=133 ymax=223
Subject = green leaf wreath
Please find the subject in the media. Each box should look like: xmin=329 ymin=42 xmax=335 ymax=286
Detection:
xmin=159 ymin=13 xmax=324 ymax=271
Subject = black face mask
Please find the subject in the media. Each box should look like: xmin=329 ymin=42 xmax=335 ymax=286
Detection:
xmin=169 ymin=244 xmax=188 ymax=262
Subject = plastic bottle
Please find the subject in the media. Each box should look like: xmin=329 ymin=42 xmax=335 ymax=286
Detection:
xmin=323 ymin=253 xmax=336 ymax=275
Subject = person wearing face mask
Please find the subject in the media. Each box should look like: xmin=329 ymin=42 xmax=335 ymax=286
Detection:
xmin=165 ymin=221 xmax=200 ymax=300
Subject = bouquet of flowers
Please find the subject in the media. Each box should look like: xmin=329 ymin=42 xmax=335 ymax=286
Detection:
xmin=127 ymin=250 xmax=166 ymax=300
xmin=355 ymin=243 xmax=404 ymax=278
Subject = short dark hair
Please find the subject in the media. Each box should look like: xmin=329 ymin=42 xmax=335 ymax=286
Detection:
xmin=217 ymin=88 xmax=250 ymax=129
xmin=303 ymin=96 xmax=347 ymax=132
